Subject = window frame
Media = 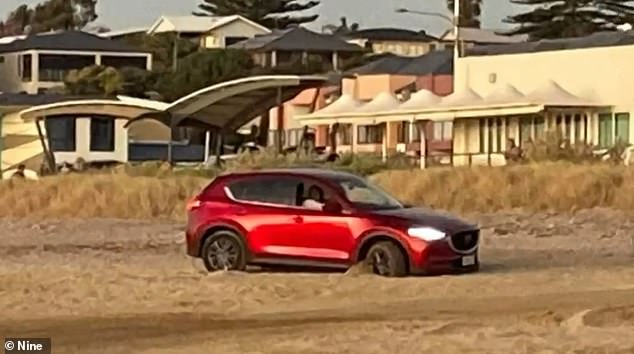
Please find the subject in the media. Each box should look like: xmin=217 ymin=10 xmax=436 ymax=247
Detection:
xmin=615 ymin=112 xmax=630 ymax=144
xmin=89 ymin=116 xmax=116 ymax=152
xmin=224 ymin=175 xmax=347 ymax=212
xmin=45 ymin=116 xmax=76 ymax=152
xmin=357 ymin=124 xmax=382 ymax=144
xmin=598 ymin=112 xmax=613 ymax=148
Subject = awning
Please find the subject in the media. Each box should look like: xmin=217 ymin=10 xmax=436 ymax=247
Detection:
xmin=18 ymin=99 xmax=158 ymax=121
xmin=123 ymin=75 xmax=330 ymax=131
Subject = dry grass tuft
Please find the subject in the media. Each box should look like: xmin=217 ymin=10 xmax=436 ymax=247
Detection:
xmin=2 ymin=161 xmax=634 ymax=220
xmin=0 ymin=172 xmax=207 ymax=220
xmin=372 ymin=162 xmax=634 ymax=213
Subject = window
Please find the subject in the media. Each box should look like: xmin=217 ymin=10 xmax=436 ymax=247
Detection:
xmin=432 ymin=121 xmax=452 ymax=141
xmin=615 ymin=112 xmax=630 ymax=144
xmin=90 ymin=116 xmax=115 ymax=152
xmin=519 ymin=118 xmax=532 ymax=146
xmin=357 ymin=125 xmax=382 ymax=144
xmin=21 ymin=54 xmax=32 ymax=82
xmin=0 ymin=56 xmax=5 ymax=63
xmin=333 ymin=175 xmax=402 ymax=210
xmin=45 ymin=116 xmax=76 ymax=152
xmin=338 ymin=124 xmax=352 ymax=145
xmin=495 ymin=118 xmax=503 ymax=152
xmin=227 ymin=176 xmax=302 ymax=207
xmin=286 ymin=128 xmax=303 ymax=147
xmin=564 ymin=115 xmax=572 ymax=139
xmin=573 ymin=114 xmax=583 ymax=143
xmin=479 ymin=119 xmax=486 ymax=153
xmin=535 ymin=117 xmax=545 ymax=140
xmin=412 ymin=122 xmax=421 ymax=142
xmin=598 ymin=113 xmax=613 ymax=148
xmin=396 ymin=121 xmax=410 ymax=143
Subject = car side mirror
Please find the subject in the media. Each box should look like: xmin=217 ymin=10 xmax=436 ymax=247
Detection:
xmin=322 ymin=199 xmax=343 ymax=213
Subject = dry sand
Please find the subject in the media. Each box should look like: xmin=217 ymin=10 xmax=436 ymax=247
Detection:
xmin=0 ymin=208 xmax=633 ymax=353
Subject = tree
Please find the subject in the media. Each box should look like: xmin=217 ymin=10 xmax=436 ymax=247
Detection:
xmin=322 ymin=17 xmax=360 ymax=34
xmin=447 ymin=0 xmax=482 ymax=28
xmin=194 ymin=0 xmax=320 ymax=29
xmin=64 ymin=65 xmax=156 ymax=97
xmin=0 ymin=0 xmax=98 ymax=36
xmin=156 ymin=49 xmax=255 ymax=101
xmin=120 ymin=33 xmax=199 ymax=73
xmin=503 ymin=0 xmax=634 ymax=40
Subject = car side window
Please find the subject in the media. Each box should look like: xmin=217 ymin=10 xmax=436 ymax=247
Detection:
xmin=227 ymin=176 xmax=302 ymax=207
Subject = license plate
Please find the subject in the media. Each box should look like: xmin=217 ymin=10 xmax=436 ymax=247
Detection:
xmin=461 ymin=255 xmax=476 ymax=266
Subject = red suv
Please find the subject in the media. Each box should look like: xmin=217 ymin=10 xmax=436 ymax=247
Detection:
xmin=185 ymin=169 xmax=480 ymax=277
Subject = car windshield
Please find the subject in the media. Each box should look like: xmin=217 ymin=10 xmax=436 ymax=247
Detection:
xmin=333 ymin=176 xmax=403 ymax=210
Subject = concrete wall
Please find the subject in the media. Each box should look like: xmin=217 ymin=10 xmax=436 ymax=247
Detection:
xmin=455 ymin=44 xmax=634 ymax=143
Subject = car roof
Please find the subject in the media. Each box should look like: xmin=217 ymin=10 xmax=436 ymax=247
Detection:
xmin=219 ymin=168 xmax=361 ymax=181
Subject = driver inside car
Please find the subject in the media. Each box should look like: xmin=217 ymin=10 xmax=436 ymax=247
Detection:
xmin=302 ymin=185 xmax=325 ymax=210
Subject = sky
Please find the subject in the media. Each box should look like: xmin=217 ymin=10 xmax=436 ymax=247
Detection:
xmin=0 ymin=0 xmax=524 ymax=37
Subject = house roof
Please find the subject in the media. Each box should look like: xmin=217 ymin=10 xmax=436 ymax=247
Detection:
xmin=0 ymin=31 xmax=149 ymax=54
xmin=346 ymin=49 xmax=453 ymax=76
xmin=146 ymin=15 xmax=270 ymax=35
xmin=228 ymin=27 xmax=365 ymax=53
xmin=466 ymin=29 xmax=634 ymax=57
xmin=98 ymin=27 xmax=148 ymax=38
xmin=343 ymin=28 xmax=439 ymax=42
xmin=441 ymin=27 xmax=528 ymax=44
xmin=0 ymin=93 xmax=105 ymax=109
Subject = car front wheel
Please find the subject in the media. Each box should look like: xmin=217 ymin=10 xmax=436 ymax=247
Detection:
xmin=201 ymin=231 xmax=247 ymax=272
xmin=365 ymin=241 xmax=407 ymax=277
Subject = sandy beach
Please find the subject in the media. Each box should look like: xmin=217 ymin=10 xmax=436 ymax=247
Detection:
xmin=0 ymin=208 xmax=633 ymax=353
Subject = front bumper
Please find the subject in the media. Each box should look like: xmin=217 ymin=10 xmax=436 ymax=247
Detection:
xmin=407 ymin=237 xmax=480 ymax=275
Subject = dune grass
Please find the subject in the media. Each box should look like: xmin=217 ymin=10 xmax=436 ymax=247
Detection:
xmin=1 ymin=160 xmax=633 ymax=220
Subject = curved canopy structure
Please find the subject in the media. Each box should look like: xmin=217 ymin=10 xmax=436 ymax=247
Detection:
xmin=311 ymin=94 xmax=364 ymax=116
xmin=398 ymin=89 xmax=441 ymax=110
xmin=525 ymin=80 xmax=598 ymax=106
xmin=354 ymin=92 xmax=401 ymax=113
xmin=123 ymin=75 xmax=329 ymax=131
xmin=439 ymin=87 xmax=484 ymax=107
xmin=18 ymin=99 xmax=158 ymax=121
xmin=483 ymin=83 xmax=525 ymax=104
xmin=17 ymin=99 xmax=172 ymax=141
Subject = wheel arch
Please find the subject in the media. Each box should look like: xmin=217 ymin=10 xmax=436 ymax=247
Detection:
xmin=197 ymin=222 xmax=249 ymax=258
xmin=353 ymin=231 xmax=411 ymax=272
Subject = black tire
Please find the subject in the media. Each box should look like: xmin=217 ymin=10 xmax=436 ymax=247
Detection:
xmin=201 ymin=230 xmax=247 ymax=272
xmin=365 ymin=241 xmax=408 ymax=277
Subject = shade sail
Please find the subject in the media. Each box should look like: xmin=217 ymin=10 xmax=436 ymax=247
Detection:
xmin=123 ymin=75 xmax=330 ymax=131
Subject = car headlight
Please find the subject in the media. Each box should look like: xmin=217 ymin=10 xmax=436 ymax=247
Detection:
xmin=407 ymin=226 xmax=446 ymax=241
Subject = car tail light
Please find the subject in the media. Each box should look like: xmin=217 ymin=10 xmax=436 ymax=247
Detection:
xmin=186 ymin=197 xmax=202 ymax=211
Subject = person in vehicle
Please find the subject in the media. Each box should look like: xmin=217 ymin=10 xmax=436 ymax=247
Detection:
xmin=11 ymin=164 xmax=26 ymax=179
xmin=302 ymin=185 xmax=325 ymax=210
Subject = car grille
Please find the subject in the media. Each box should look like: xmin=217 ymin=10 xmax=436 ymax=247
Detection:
xmin=449 ymin=230 xmax=479 ymax=253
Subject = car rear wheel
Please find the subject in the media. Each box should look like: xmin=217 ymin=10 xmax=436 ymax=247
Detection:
xmin=365 ymin=241 xmax=407 ymax=277
xmin=201 ymin=231 xmax=247 ymax=272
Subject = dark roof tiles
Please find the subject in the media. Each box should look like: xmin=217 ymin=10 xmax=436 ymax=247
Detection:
xmin=229 ymin=27 xmax=365 ymax=53
xmin=466 ymin=30 xmax=634 ymax=57
xmin=345 ymin=49 xmax=453 ymax=76
xmin=0 ymin=31 xmax=149 ymax=54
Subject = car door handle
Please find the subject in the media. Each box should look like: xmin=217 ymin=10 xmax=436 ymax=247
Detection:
xmin=293 ymin=216 xmax=303 ymax=223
